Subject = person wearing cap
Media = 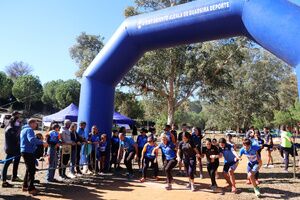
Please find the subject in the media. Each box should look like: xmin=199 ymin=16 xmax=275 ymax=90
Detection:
xmin=59 ymin=119 xmax=74 ymax=179
xmin=118 ymin=133 xmax=138 ymax=179
xmin=2 ymin=113 xmax=22 ymax=188
xmin=140 ymin=136 xmax=158 ymax=183
xmin=136 ymin=128 xmax=148 ymax=171
xmin=20 ymin=118 xmax=47 ymax=196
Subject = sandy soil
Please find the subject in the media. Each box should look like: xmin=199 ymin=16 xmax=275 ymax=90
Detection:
xmin=0 ymin=131 xmax=299 ymax=200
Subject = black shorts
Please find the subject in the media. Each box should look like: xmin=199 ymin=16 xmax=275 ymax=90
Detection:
xmin=223 ymin=161 xmax=238 ymax=173
xmin=264 ymin=144 xmax=273 ymax=151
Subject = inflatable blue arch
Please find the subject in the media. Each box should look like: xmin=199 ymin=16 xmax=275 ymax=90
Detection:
xmin=78 ymin=0 xmax=300 ymax=155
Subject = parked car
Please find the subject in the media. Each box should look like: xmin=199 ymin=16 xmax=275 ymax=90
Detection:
xmin=224 ymin=130 xmax=239 ymax=137
xmin=0 ymin=113 xmax=12 ymax=128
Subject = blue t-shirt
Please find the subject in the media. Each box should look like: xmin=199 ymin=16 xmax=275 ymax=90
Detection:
xmin=49 ymin=130 xmax=60 ymax=145
xmin=219 ymin=143 xmax=236 ymax=163
xmin=159 ymin=142 xmax=176 ymax=161
xmin=89 ymin=133 xmax=100 ymax=150
xmin=99 ymin=141 xmax=107 ymax=152
xmin=137 ymin=135 xmax=148 ymax=148
xmin=239 ymin=145 xmax=261 ymax=164
xmin=165 ymin=131 xmax=173 ymax=144
xmin=251 ymin=138 xmax=264 ymax=147
xmin=145 ymin=144 xmax=156 ymax=159
xmin=78 ymin=128 xmax=88 ymax=139
xmin=120 ymin=136 xmax=135 ymax=152
xmin=191 ymin=133 xmax=202 ymax=148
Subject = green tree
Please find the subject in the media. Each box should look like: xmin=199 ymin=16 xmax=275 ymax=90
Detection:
xmin=115 ymin=90 xmax=144 ymax=119
xmin=55 ymin=79 xmax=81 ymax=109
xmin=12 ymin=75 xmax=43 ymax=113
xmin=122 ymin=0 xmax=231 ymax=125
xmin=0 ymin=72 xmax=13 ymax=99
xmin=202 ymin=38 xmax=296 ymax=130
xmin=5 ymin=61 xmax=33 ymax=81
xmin=69 ymin=32 xmax=105 ymax=78
xmin=42 ymin=80 xmax=64 ymax=109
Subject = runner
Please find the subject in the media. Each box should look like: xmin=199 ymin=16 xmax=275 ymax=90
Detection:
xmin=178 ymin=132 xmax=200 ymax=192
xmin=140 ymin=137 xmax=158 ymax=183
xmin=252 ymin=130 xmax=264 ymax=184
xmin=201 ymin=138 xmax=221 ymax=191
xmin=98 ymin=134 xmax=108 ymax=174
xmin=218 ymin=138 xmax=239 ymax=193
xmin=118 ymin=133 xmax=138 ymax=178
xmin=238 ymin=138 xmax=262 ymax=197
xmin=177 ymin=124 xmax=189 ymax=176
xmin=110 ymin=130 xmax=120 ymax=172
xmin=263 ymin=127 xmax=274 ymax=168
xmin=88 ymin=126 xmax=100 ymax=174
xmin=191 ymin=127 xmax=204 ymax=179
xmin=137 ymin=128 xmax=148 ymax=171
xmin=153 ymin=134 xmax=177 ymax=190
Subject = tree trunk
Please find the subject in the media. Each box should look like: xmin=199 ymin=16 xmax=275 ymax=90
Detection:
xmin=167 ymin=98 xmax=175 ymax=125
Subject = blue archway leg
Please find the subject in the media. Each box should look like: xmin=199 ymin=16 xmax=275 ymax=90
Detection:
xmin=78 ymin=77 xmax=115 ymax=170
xmin=296 ymin=64 xmax=300 ymax=100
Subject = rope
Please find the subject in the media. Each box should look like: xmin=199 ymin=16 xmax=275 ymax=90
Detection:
xmin=0 ymin=155 xmax=20 ymax=164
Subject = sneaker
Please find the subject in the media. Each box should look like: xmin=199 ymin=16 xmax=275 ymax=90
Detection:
xmin=211 ymin=185 xmax=217 ymax=192
xmin=98 ymin=172 xmax=104 ymax=175
xmin=186 ymin=183 xmax=191 ymax=189
xmin=256 ymin=180 xmax=260 ymax=185
xmin=11 ymin=176 xmax=23 ymax=182
xmin=28 ymin=189 xmax=39 ymax=196
xmin=231 ymin=187 xmax=237 ymax=193
xmin=263 ymin=165 xmax=268 ymax=168
xmin=283 ymin=169 xmax=289 ymax=173
xmin=68 ymin=173 xmax=76 ymax=179
xmin=2 ymin=182 xmax=13 ymax=188
xmin=22 ymin=186 xmax=28 ymax=192
xmin=76 ymin=173 xmax=83 ymax=177
xmin=268 ymin=165 xmax=274 ymax=168
xmin=191 ymin=184 xmax=196 ymax=192
xmin=57 ymin=176 xmax=65 ymax=182
xmin=165 ymin=184 xmax=172 ymax=190
xmin=199 ymin=173 xmax=203 ymax=179
xmin=254 ymin=187 xmax=261 ymax=197
xmin=140 ymin=178 xmax=145 ymax=183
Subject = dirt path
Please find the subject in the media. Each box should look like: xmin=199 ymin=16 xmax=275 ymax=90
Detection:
xmin=0 ymin=131 xmax=299 ymax=200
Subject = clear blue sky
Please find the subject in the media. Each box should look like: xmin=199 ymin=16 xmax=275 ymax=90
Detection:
xmin=0 ymin=0 xmax=299 ymax=84
xmin=0 ymin=0 xmax=133 ymax=84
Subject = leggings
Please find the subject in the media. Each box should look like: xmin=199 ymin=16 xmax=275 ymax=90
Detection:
xmin=207 ymin=161 xmax=219 ymax=187
xmin=142 ymin=157 xmax=158 ymax=178
xmin=163 ymin=159 xmax=178 ymax=184
xmin=59 ymin=154 xmax=70 ymax=177
xmin=184 ymin=158 xmax=196 ymax=179
xmin=124 ymin=151 xmax=135 ymax=174
xmin=22 ymin=153 xmax=36 ymax=191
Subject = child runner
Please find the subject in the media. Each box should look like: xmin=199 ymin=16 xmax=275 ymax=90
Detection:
xmin=118 ymin=133 xmax=138 ymax=178
xmin=202 ymin=138 xmax=221 ymax=191
xmin=263 ymin=127 xmax=274 ymax=168
xmin=238 ymin=138 xmax=262 ymax=197
xmin=153 ymin=134 xmax=177 ymax=190
xmin=46 ymin=124 xmax=61 ymax=183
xmin=178 ymin=132 xmax=200 ymax=192
xmin=252 ymin=130 xmax=264 ymax=184
xmin=212 ymin=138 xmax=220 ymax=179
xmin=218 ymin=138 xmax=239 ymax=193
xmin=177 ymin=124 xmax=189 ymax=176
xmin=110 ymin=130 xmax=120 ymax=172
xmin=137 ymin=128 xmax=148 ymax=171
xmin=140 ymin=137 xmax=159 ymax=183
xmin=192 ymin=127 xmax=204 ymax=179
xmin=98 ymin=134 xmax=108 ymax=174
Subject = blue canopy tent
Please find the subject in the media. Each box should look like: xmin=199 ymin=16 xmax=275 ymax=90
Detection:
xmin=43 ymin=103 xmax=79 ymax=123
xmin=43 ymin=103 xmax=135 ymax=125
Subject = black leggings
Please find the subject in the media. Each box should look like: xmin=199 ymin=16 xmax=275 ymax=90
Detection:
xmin=59 ymin=154 xmax=70 ymax=177
xmin=89 ymin=150 xmax=99 ymax=173
xmin=207 ymin=161 xmax=219 ymax=187
xmin=124 ymin=151 xmax=135 ymax=174
xmin=163 ymin=159 xmax=178 ymax=184
xmin=142 ymin=157 xmax=158 ymax=178
xmin=184 ymin=158 xmax=196 ymax=179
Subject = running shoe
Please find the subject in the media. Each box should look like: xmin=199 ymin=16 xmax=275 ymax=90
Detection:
xmin=199 ymin=174 xmax=203 ymax=179
xmin=268 ymin=165 xmax=274 ymax=168
xmin=11 ymin=176 xmax=23 ymax=182
xmin=191 ymin=184 xmax=196 ymax=192
xmin=186 ymin=183 xmax=191 ymax=189
xmin=2 ymin=182 xmax=13 ymax=188
xmin=254 ymin=187 xmax=261 ymax=197
xmin=165 ymin=184 xmax=172 ymax=190
xmin=263 ymin=165 xmax=268 ymax=168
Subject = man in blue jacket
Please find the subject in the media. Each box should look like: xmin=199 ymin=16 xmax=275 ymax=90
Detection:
xmin=20 ymin=118 xmax=46 ymax=196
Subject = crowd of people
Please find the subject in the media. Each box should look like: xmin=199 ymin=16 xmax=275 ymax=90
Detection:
xmin=1 ymin=111 xmax=300 ymax=197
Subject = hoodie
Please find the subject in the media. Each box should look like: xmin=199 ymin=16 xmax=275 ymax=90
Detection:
xmin=20 ymin=124 xmax=43 ymax=154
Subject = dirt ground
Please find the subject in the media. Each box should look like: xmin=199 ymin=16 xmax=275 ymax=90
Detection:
xmin=0 ymin=130 xmax=300 ymax=200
